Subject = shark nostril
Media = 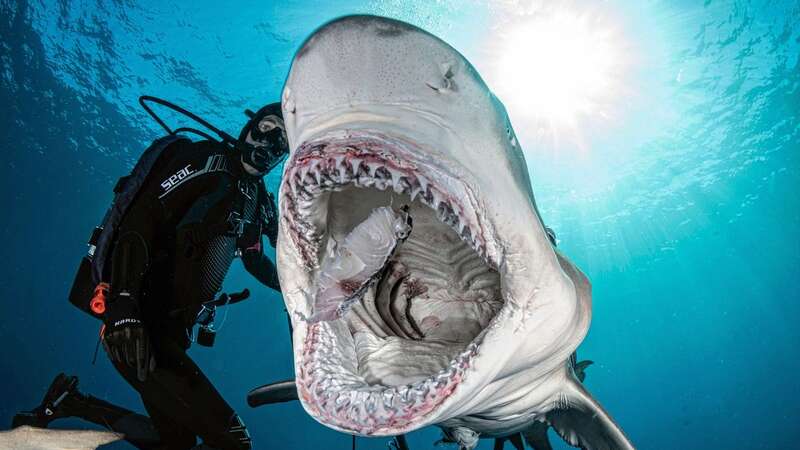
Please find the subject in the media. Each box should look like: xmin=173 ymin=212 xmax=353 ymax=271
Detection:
xmin=282 ymin=87 xmax=296 ymax=114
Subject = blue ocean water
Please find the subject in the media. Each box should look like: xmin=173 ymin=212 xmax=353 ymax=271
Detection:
xmin=0 ymin=0 xmax=798 ymax=449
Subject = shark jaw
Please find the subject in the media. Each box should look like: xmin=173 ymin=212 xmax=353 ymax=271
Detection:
xmin=280 ymin=129 xmax=504 ymax=435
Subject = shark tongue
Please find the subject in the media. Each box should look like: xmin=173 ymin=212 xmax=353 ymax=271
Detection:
xmin=307 ymin=206 xmax=412 ymax=322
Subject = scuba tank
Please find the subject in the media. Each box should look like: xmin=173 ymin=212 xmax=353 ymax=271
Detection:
xmin=68 ymin=134 xmax=186 ymax=319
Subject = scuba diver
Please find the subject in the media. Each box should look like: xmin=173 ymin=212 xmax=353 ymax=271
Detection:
xmin=12 ymin=99 xmax=289 ymax=450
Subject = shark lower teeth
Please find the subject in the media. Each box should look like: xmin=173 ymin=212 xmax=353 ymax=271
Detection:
xmin=297 ymin=320 xmax=482 ymax=434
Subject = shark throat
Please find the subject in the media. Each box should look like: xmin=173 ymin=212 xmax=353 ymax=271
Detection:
xmin=281 ymin=132 xmax=504 ymax=434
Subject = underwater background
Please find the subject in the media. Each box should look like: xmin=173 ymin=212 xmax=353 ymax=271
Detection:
xmin=1 ymin=0 xmax=798 ymax=449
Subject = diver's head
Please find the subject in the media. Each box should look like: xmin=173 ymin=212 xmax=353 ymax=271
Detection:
xmin=238 ymin=102 xmax=288 ymax=176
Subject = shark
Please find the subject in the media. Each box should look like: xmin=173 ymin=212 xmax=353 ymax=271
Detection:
xmin=0 ymin=426 xmax=121 ymax=450
xmin=275 ymin=14 xmax=634 ymax=450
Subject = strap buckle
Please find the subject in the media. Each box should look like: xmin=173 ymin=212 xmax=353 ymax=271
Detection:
xmin=238 ymin=180 xmax=257 ymax=200
xmin=225 ymin=211 xmax=253 ymax=239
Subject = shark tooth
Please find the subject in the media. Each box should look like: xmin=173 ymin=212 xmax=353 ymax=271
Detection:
xmin=382 ymin=390 xmax=396 ymax=409
xmin=351 ymin=158 xmax=363 ymax=175
xmin=417 ymin=175 xmax=429 ymax=192
xmin=367 ymin=162 xmax=381 ymax=177
xmin=431 ymin=190 xmax=443 ymax=211
xmin=299 ymin=165 xmax=311 ymax=183
xmin=409 ymin=187 xmax=421 ymax=202
xmin=334 ymin=155 xmax=346 ymax=169
xmin=389 ymin=168 xmax=403 ymax=187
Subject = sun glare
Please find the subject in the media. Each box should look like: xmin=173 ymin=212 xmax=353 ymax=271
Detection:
xmin=484 ymin=6 xmax=630 ymax=146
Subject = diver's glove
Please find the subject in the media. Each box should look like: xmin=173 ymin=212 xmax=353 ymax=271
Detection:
xmin=102 ymin=293 xmax=154 ymax=382
xmin=241 ymin=127 xmax=288 ymax=174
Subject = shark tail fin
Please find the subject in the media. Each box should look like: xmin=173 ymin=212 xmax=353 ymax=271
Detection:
xmin=545 ymin=379 xmax=635 ymax=450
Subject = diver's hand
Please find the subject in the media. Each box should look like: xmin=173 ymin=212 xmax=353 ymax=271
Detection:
xmin=102 ymin=295 xmax=154 ymax=382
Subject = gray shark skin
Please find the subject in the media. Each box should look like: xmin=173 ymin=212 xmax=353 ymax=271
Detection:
xmin=276 ymin=15 xmax=634 ymax=450
xmin=0 ymin=426 xmax=121 ymax=450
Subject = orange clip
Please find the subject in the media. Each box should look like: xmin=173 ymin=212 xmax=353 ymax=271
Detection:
xmin=90 ymin=282 xmax=110 ymax=315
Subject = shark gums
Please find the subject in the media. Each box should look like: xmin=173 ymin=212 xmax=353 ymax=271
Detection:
xmin=276 ymin=14 xmax=634 ymax=450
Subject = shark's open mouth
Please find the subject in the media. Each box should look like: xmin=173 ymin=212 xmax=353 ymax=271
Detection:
xmin=281 ymin=131 xmax=503 ymax=434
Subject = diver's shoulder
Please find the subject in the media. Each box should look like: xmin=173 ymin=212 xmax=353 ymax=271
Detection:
xmin=163 ymin=138 xmax=228 ymax=161
xmin=156 ymin=138 xmax=235 ymax=174
xmin=153 ymin=138 xmax=235 ymax=199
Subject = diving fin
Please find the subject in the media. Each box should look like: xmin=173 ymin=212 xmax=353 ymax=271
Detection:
xmin=247 ymin=380 xmax=298 ymax=407
xmin=545 ymin=379 xmax=635 ymax=450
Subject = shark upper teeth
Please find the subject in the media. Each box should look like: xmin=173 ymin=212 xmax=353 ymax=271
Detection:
xmin=351 ymin=158 xmax=363 ymax=174
xmin=389 ymin=168 xmax=402 ymax=186
xmin=283 ymin=148 xmax=488 ymax=281
xmin=417 ymin=175 xmax=429 ymax=192
xmin=431 ymin=191 xmax=443 ymax=210
xmin=300 ymin=166 xmax=310 ymax=181
xmin=409 ymin=187 xmax=421 ymax=201
xmin=367 ymin=162 xmax=381 ymax=177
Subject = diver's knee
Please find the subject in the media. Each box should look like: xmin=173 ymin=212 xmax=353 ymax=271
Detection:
xmin=203 ymin=413 xmax=252 ymax=450
xmin=111 ymin=413 xmax=160 ymax=447
xmin=225 ymin=413 xmax=252 ymax=450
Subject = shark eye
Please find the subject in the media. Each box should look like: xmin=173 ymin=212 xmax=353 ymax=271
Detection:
xmin=505 ymin=125 xmax=518 ymax=147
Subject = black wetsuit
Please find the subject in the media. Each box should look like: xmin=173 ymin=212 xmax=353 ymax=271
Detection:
xmin=105 ymin=137 xmax=279 ymax=449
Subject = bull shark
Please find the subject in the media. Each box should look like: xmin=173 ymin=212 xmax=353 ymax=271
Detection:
xmin=275 ymin=14 xmax=634 ymax=450
xmin=0 ymin=426 xmax=120 ymax=450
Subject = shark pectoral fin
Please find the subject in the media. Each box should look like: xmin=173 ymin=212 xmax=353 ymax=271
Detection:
xmin=247 ymin=379 xmax=299 ymax=407
xmin=545 ymin=380 xmax=635 ymax=450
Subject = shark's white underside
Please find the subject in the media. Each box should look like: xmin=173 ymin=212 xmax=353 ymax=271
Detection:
xmin=0 ymin=426 xmax=121 ymax=450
